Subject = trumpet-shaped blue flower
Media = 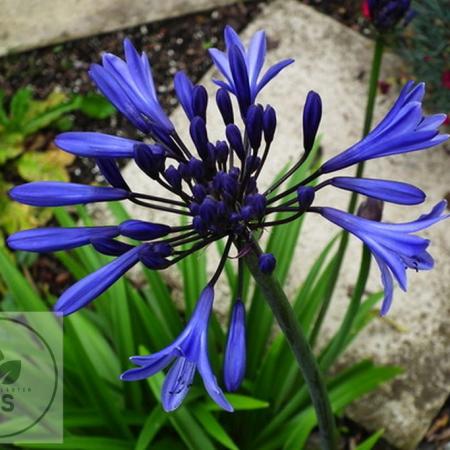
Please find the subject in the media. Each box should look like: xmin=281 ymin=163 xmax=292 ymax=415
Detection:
xmin=314 ymin=201 xmax=449 ymax=315
xmin=121 ymin=286 xmax=233 ymax=412
xmin=89 ymin=39 xmax=173 ymax=134
xmin=321 ymin=82 xmax=448 ymax=174
xmin=209 ymin=25 xmax=293 ymax=115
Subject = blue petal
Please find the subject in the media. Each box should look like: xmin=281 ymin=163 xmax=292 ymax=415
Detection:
xmin=229 ymin=45 xmax=251 ymax=115
xmin=161 ymin=357 xmax=196 ymax=412
xmin=224 ymin=25 xmax=246 ymax=54
xmin=54 ymin=245 xmax=143 ymax=315
xmin=121 ymin=354 xmax=174 ymax=381
xmin=90 ymin=238 xmax=134 ymax=256
xmin=174 ymin=71 xmax=195 ymax=120
xmin=247 ymin=30 xmax=266 ymax=89
xmin=329 ymin=177 xmax=425 ymax=205
xmin=96 ymin=158 xmax=130 ymax=190
xmin=373 ymin=255 xmax=394 ymax=316
xmin=9 ymin=182 xmax=129 ymax=206
xmin=7 ymin=226 xmax=119 ymax=252
xmin=367 ymin=200 xmax=449 ymax=233
xmin=209 ymin=49 xmax=234 ymax=88
xmin=55 ymin=132 xmax=139 ymax=158
xmin=123 ymin=38 xmax=157 ymax=101
xmin=89 ymin=64 xmax=150 ymax=132
xmin=197 ymin=332 xmax=233 ymax=412
xmin=224 ymin=300 xmax=246 ymax=392
xmin=255 ymin=59 xmax=294 ymax=97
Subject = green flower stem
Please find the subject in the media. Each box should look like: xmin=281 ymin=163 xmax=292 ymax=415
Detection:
xmin=241 ymin=238 xmax=337 ymax=450
xmin=309 ymin=36 xmax=385 ymax=348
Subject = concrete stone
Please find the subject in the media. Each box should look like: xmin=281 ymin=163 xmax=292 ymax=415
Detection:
xmin=108 ymin=1 xmax=448 ymax=447
xmin=0 ymin=0 xmax=249 ymax=56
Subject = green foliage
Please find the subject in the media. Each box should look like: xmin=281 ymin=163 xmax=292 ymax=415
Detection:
xmin=394 ymin=0 xmax=450 ymax=113
xmin=0 ymin=144 xmax=402 ymax=448
xmin=0 ymin=88 xmax=115 ymax=235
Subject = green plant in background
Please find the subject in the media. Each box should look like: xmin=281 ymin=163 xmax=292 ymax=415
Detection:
xmin=395 ymin=0 xmax=450 ymax=114
xmin=0 ymin=188 xmax=398 ymax=449
xmin=0 ymin=88 xmax=115 ymax=236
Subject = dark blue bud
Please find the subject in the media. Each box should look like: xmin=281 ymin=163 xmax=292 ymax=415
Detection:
xmin=91 ymin=238 xmax=134 ymax=256
xmin=246 ymin=104 xmax=264 ymax=150
xmin=178 ymin=162 xmax=191 ymax=181
xmin=213 ymin=172 xmax=238 ymax=199
xmin=192 ymin=184 xmax=207 ymax=202
xmin=263 ymin=105 xmax=277 ymax=144
xmin=207 ymin=143 xmax=217 ymax=165
xmin=152 ymin=243 xmax=173 ymax=257
xmin=134 ymin=144 xmax=166 ymax=180
xmin=258 ymin=253 xmax=276 ymax=274
xmin=240 ymin=205 xmax=254 ymax=221
xmin=303 ymin=91 xmax=322 ymax=154
xmin=230 ymin=212 xmax=241 ymax=224
xmin=193 ymin=215 xmax=208 ymax=234
xmin=190 ymin=116 xmax=209 ymax=160
xmin=164 ymin=165 xmax=182 ymax=191
xmin=189 ymin=202 xmax=200 ymax=215
xmin=226 ymin=124 xmax=245 ymax=160
xmin=217 ymin=201 xmax=230 ymax=217
xmin=138 ymin=246 xmax=169 ymax=269
xmin=229 ymin=167 xmax=240 ymax=179
xmin=192 ymin=85 xmax=208 ymax=121
xmin=224 ymin=299 xmax=246 ymax=392
xmin=215 ymin=141 xmax=229 ymax=164
xmin=246 ymin=155 xmax=261 ymax=174
xmin=246 ymin=177 xmax=257 ymax=194
xmin=216 ymin=88 xmax=234 ymax=125
xmin=199 ymin=198 xmax=218 ymax=224
xmin=297 ymin=186 xmax=315 ymax=210
xmin=188 ymin=158 xmax=205 ymax=182
xmin=119 ymin=220 xmax=171 ymax=240
xmin=245 ymin=194 xmax=266 ymax=218
xmin=96 ymin=158 xmax=130 ymax=190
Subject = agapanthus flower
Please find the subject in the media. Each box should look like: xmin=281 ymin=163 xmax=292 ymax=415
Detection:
xmin=8 ymin=26 xmax=448 ymax=411
xmin=209 ymin=25 xmax=294 ymax=116
xmin=362 ymin=0 xmax=415 ymax=31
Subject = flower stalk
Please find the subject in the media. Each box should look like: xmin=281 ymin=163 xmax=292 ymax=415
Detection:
xmin=240 ymin=237 xmax=337 ymax=450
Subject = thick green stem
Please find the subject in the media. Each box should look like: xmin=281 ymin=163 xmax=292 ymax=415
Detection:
xmin=241 ymin=238 xmax=337 ymax=450
xmin=309 ymin=36 xmax=384 ymax=347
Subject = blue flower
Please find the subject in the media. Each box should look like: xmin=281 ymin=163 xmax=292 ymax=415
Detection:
xmin=89 ymin=39 xmax=173 ymax=134
xmin=209 ymin=25 xmax=293 ymax=115
xmin=321 ymin=82 xmax=448 ymax=174
xmin=121 ymin=286 xmax=233 ymax=412
xmin=313 ymin=201 xmax=449 ymax=315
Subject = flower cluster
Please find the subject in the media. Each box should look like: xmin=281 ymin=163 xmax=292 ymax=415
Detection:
xmin=8 ymin=26 xmax=448 ymax=411
xmin=362 ymin=0 xmax=415 ymax=31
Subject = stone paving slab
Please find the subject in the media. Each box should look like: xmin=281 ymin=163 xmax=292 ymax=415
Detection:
xmin=117 ymin=1 xmax=450 ymax=447
xmin=0 ymin=0 xmax=246 ymax=56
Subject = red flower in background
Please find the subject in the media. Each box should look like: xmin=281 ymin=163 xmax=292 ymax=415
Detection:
xmin=362 ymin=0 xmax=371 ymax=19
xmin=442 ymin=71 xmax=450 ymax=90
